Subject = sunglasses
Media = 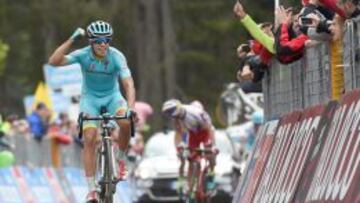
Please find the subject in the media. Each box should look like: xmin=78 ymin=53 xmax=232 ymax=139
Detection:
xmin=89 ymin=37 xmax=112 ymax=44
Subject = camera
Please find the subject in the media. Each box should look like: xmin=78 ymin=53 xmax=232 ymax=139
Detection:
xmin=300 ymin=17 xmax=313 ymax=25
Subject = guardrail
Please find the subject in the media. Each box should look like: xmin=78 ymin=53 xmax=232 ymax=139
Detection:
xmin=343 ymin=17 xmax=360 ymax=91
xmin=263 ymin=17 xmax=360 ymax=119
xmin=8 ymin=134 xmax=82 ymax=168
xmin=263 ymin=43 xmax=331 ymax=120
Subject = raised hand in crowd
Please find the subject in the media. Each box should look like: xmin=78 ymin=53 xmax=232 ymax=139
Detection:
xmin=233 ymin=2 xmax=247 ymax=19
xmin=276 ymin=6 xmax=293 ymax=25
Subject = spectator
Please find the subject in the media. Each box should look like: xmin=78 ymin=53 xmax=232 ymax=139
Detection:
xmin=236 ymin=44 xmax=263 ymax=93
xmin=329 ymin=14 xmax=345 ymax=41
xmin=237 ymin=43 xmax=251 ymax=58
xmin=128 ymin=102 xmax=153 ymax=157
xmin=275 ymin=6 xmax=310 ymax=64
xmin=27 ymin=103 xmax=50 ymax=142
xmin=299 ymin=0 xmax=335 ymax=41
xmin=0 ymin=116 xmax=11 ymax=149
xmin=233 ymin=2 xmax=275 ymax=54
xmin=245 ymin=110 xmax=264 ymax=153
xmin=233 ymin=2 xmax=320 ymax=66
xmin=48 ymin=112 xmax=74 ymax=145
xmin=47 ymin=113 xmax=74 ymax=168
xmin=319 ymin=0 xmax=346 ymax=18
xmin=302 ymin=0 xmax=345 ymax=18
xmin=237 ymin=54 xmax=267 ymax=82
xmin=12 ymin=119 xmax=30 ymax=137
xmin=134 ymin=101 xmax=153 ymax=132
xmin=338 ymin=0 xmax=360 ymax=18
xmin=4 ymin=114 xmax=20 ymax=136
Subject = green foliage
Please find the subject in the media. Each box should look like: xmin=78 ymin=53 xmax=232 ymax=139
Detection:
xmin=0 ymin=0 xmax=289 ymax=126
xmin=0 ymin=39 xmax=9 ymax=76
xmin=172 ymin=0 xmax=273 ymax=125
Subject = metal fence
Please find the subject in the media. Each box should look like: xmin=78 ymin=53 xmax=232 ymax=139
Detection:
xmin=343 ymin=17 xmax=360 ymax=91
xmin=264 ymin=43 xmax=332 ymax=120
xmin=9 ymin=134 xmax=82 ymax=168
xmin=304 ymin=43 xmax=332 ymax=106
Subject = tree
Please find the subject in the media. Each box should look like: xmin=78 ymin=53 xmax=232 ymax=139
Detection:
xmin=0 ymin=39 xmax=9 ymax=76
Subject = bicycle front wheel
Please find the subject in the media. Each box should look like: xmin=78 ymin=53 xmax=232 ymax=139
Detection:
xmin=100 ymin=138 xmax=115 ymax=203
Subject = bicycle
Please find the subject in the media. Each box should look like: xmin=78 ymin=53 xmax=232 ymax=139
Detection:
xmin=177 ymin=146 xmax=219 ymax=203
xmin=78 ymin=106 xmax=135 ymax=203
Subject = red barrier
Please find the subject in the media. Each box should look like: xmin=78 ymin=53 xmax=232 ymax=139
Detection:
xmin=253 ymin=110 xmax=303 ymax=203
xmin=234 ymin=89 xmax=360 ymax=203
xmin=233 ymin=120 xmax=279 ymax=203
xmin=293 ymin=101 xmax=339 ymax=203
xmin=296 ymin=90 xmax=360 ymax=203
xmin=12 ymin=166 xmax=35 ymax=203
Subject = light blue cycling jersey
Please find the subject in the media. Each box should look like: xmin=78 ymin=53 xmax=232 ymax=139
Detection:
xmin=65 ymin=46 xmax=131 ymax=98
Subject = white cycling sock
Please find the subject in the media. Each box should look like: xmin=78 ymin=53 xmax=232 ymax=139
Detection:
xmin=86 ymin=176 xmax=96 ymax=191
xmin=117 ymin=149 xmax=126 ymax=161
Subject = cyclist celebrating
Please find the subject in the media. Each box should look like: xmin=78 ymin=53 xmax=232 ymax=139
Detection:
xmin=162 ymin=99 xmax=216 ymax=194
xmin=48 ymin=20 xmax=137 ymax=202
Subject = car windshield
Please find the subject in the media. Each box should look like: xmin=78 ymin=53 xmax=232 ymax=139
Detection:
xmin=144 ymin=130 xmax=233 ymax=158
xmin=144 ymin=132 xmax=177 ymax=158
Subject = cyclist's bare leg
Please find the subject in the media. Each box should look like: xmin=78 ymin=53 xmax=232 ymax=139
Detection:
xmin=179 ymin=158 xmax=185 ymax=177
xmin=187 ymin=158 xmax=200 ymax=194
xmin=83 ymin=127 xmax=98 ymax=191
xmin=116 ymin=119 xmax=131 ymax=154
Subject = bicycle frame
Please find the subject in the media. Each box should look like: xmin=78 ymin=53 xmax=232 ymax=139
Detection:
xmin=178 ymin=147 xmax=218 ymax=203
xmin=78 ymin=109 xmax=135 ymax=203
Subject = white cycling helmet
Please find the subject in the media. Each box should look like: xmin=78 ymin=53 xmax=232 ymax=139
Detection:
xmin=87 ymin=20 xmax=113 ymax=38
xmin=162 ymin=99 xmax=182 ymax=117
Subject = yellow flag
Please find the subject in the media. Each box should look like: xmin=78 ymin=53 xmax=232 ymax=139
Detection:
xmin=32 ymin=82 xmax=53 ymax=111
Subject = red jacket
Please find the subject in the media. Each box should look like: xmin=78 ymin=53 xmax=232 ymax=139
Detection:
xmin=302 ymin=0 xmax=345 ymax=18
xmin=250 ymin=40 xmax=273 ymax=66
xmin=320 ymin=0 xmax=346 ymax=18
xmin=275 ymin=23 xmax=309 ymax=64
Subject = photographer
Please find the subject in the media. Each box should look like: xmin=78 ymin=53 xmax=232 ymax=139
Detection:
xmin=275 ymin=6 xmax=309 ymax=64
xmin=299 ymin=0 xmax=335 ymax=41
xmin=237 ymin=54 xmax=267 ymax=83
xmin=236 ymin=44 xmax=263 ymax=93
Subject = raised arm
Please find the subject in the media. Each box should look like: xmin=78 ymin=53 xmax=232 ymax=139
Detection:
xmin=233 ymin=2 xmax=275 ymax=54
xmin=48 ymin=28 xmax=85 ymax=66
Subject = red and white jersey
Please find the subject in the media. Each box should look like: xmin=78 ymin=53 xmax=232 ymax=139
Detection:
xmin=178 ymin=104 xmax=212 ymax=133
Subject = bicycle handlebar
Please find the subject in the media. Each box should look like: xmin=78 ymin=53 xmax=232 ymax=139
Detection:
xmin=78 ymin=112 xmax=135 ymax=140
xmin=177 ymin=146 xmax=219 ymax=157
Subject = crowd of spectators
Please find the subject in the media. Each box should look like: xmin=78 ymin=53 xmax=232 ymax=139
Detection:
xmin=232 ymin=0 xmax=360 ymax=91
xmin=0 ymin=101 xmax=153 ymax=168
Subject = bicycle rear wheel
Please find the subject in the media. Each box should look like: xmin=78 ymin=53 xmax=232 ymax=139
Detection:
xmin=187 ymin=162 xmax=199 ymax=203
xmin=199 ymin=170 xmax=212 ymax=203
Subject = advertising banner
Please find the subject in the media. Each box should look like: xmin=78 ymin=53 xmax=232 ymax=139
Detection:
xmin=19 ymin=167 xmax=56 ymax=203
xmin=43 ymin=168 xmax=69 ymax=203
xmin=11 ymin=167 xmax=35 ymax=203
xmin=63 ymin=167 xmax=88 ymax=203
xmin=298 ymin=90 xmax=360 ymax=203
xmin=262 ymin=104 xmax=326 ymax=203
xmin=0 ymin=168 xmax=24 ymax=203
xmin=253 ymin=110 xmax=302 ymax=203
xmin=233 ymin=120 xmax=279 ymax=203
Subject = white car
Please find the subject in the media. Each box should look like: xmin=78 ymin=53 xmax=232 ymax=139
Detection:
xmin=130 ymin=130 xmax=236 ymax=203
